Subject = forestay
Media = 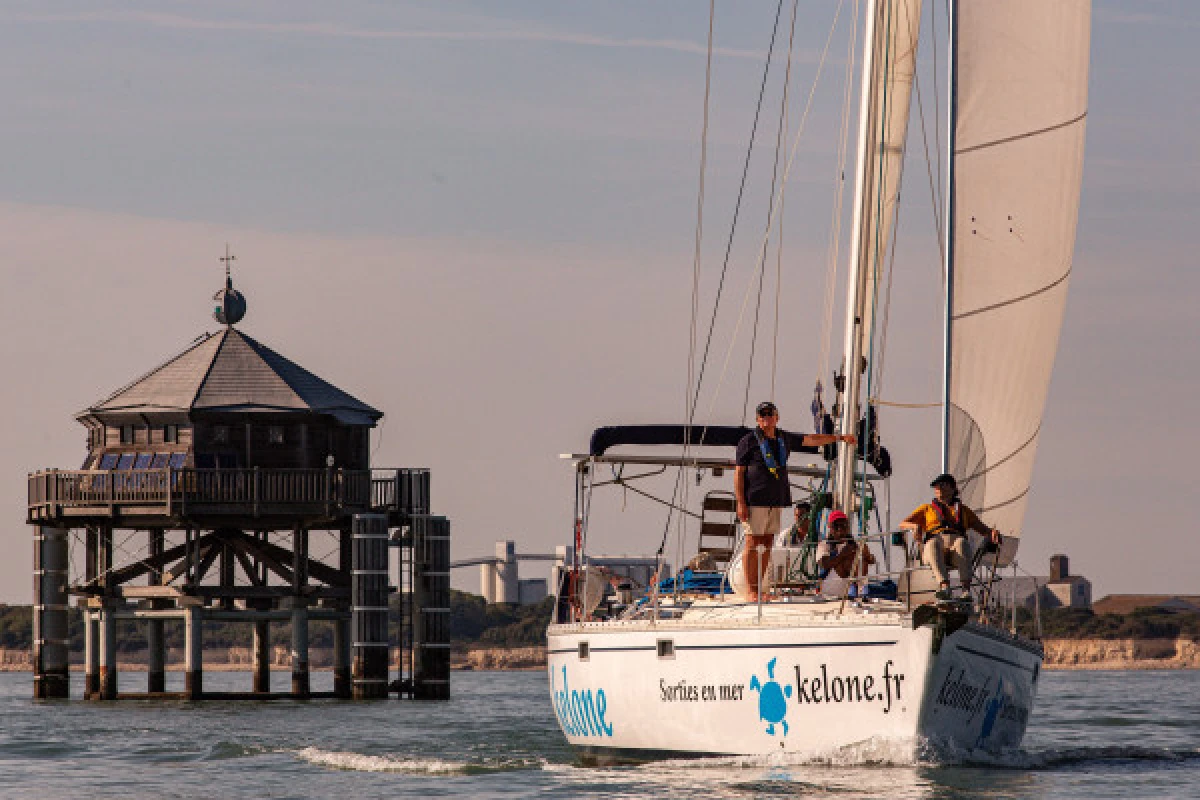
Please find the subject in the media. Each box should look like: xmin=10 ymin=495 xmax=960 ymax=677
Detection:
xmin=947 ymin=0 xmax=1091 ymax=563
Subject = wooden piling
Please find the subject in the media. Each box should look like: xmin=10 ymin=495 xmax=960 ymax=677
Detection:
xmin=184 ymin=605 xmax=202 ymax=700
xmin=99 ymin=606 xmax=117 ymax=700
xmin=290 ymin=604 xmax=310 ymax=699
xmin=146 ymin=529 xmax=166 ymax=694
xmin=84 ymin=611 xmax=99 ymax=700
xmin=253 ymin=620 xmax=271 ymax=694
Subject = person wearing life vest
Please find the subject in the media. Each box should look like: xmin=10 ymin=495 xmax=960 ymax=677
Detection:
xmin=734 ymin=401 xmax=855 ymax=601
xmin=899 ymin=473 xmax=1001 ymax=600
xmin=815 ymin=510 xmax=876 ymax=597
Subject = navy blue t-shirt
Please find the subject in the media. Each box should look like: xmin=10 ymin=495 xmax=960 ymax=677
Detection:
xmin=736 ymin=429 xmax=791 ymax=507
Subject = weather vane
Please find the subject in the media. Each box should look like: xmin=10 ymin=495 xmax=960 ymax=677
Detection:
xmin=213 ymin=243 xmax=247 ymax=326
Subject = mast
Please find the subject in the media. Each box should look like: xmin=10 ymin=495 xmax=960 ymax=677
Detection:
xmin=834 ymin=0 xmax=881 ymax=513
xmin=940 ymin=0 xmax=957 ymax=474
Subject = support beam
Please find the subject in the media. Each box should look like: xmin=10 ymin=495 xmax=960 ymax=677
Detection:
xmin=32 ymin=526 xmax=70 ymax=699
xmin=84 ymin=611 xmax=99 ymax=700
xmin=185 ymin=606 xmax=203 ymax=701
xmin=333 ymin=615 xmax=351 ymax=699
xmin=100 ymin=606 xmax=117 ymax=700
xmin=146 ymin=529 xmax=166 ymax=694
xmin=291 ymin=604 xmax=310 ymax=699
xmin=253 ymin=621 xmax=270 ymax=694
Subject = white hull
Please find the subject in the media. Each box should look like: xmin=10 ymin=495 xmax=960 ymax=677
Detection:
xmin=546 ymin=600 xmax=1041 ymax=762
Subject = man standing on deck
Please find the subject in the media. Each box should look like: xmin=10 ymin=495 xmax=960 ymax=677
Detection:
xmin=735 ymin=401 xmax=854 ymax=601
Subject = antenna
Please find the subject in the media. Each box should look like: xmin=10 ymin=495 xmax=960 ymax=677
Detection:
xmin=220 ymin=243 xmax=236 ymax=289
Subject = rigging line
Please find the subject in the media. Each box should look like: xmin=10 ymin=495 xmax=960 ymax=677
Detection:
xmin=932 ymin=0 xmax=944 ymax=218
xmin=869 ymin=397 xmax=940 ymax=408
xmin=770 ymin=0 xmax=801 ymax=402
xmin=856 ymin=0 xmax=897 ymax=524
xmin=913 ymin=69 xmax=945 ymax=265
xmin=742 ymin=0 xmax=799 ymax=424
xmin=677 ymin=0 xmax=717 ymax=568
xmin=699 ymin=0 xmax=849 ymax=437
xmin=818 ymin=0 xmax=861 ymax=381
xmin=657 ymin=0 xmax=786 ymax=561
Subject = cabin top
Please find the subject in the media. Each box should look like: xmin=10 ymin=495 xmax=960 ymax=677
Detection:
xmin=77 ymin=326 xmax=382 ymax=428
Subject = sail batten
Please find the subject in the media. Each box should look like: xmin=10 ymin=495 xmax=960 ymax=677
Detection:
xmin=946 ymin=0 xmax=1091 ymax=565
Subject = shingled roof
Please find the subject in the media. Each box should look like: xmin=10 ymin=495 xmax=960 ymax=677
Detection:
xmin=79 ymin=328 xmax=382 ymax=426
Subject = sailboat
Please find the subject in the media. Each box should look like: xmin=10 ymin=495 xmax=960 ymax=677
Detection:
xmin=546 ymin=0 xmax=1090 ymax=762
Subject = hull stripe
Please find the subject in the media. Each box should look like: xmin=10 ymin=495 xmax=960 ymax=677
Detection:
xmin=957 ymin=644 xmax=1037 ymax=674
xmin=548 ymin=641 xmax=897 ymax=655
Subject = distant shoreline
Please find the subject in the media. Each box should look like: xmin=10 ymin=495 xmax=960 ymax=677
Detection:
xmin=5 ymin=640 xmax=1196 ymax=673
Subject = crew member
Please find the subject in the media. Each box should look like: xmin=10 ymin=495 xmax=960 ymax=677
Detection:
xmin=899 ymin=473 xmax=1001 ymax=600
xmin=735 ymin=401 xmax=854 ymax=601
xmin=815 ymin=510 xmax=875 ymax=596
xmin=778 ymin=501 xmax=813 ymax=547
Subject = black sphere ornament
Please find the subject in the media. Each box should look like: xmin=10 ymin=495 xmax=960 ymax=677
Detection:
xmin=214 ymin=278 xmax=247 ymax=326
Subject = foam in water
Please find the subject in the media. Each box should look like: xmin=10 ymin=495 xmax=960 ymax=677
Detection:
xmin=297 ymin=747 xmax=470 ymax=774
xmin=295 ymin=747 xmax=547 ymax=775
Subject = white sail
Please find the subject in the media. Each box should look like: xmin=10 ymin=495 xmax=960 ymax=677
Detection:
xmin=947 ymin=0 xmax=1091 ymax=562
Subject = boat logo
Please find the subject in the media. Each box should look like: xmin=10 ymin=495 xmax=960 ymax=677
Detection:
xmin=975 ymin=679 xmax=1006 ymax=747
xmin=749 ymin=657 xmax=793 ymax=736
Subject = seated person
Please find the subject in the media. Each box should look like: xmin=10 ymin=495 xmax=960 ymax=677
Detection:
xmin=776 ymin=501 xmax=813 ymax=548
xmin=815 ymin=510 xmax=875 ymax=597
xmin=899 ymin=473 xmax=1001 ymax=600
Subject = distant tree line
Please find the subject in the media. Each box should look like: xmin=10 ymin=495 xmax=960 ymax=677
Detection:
xmin=14 ymin=600 xmax=1190 ymax=651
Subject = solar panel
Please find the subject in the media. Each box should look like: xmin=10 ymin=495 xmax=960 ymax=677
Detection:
xmin=151 ymin=453 xmax=170 ymax=468
xmin=169 ymin=453 xmax=187 ymax=469
xmin=99 ymin=453 xmax=120 ymax=470
xmin=134 ymin=453 xmax=153 ymax=469
xmin=117 ymin=454 xmax=136 ymax=470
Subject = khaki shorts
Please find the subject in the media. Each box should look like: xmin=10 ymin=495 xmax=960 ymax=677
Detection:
xmin=742 ymin=506 xmax=783 ymax=540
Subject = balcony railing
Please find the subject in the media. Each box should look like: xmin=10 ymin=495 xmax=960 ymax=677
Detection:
xmin=27 ymin=467 xmax=429 ymax=520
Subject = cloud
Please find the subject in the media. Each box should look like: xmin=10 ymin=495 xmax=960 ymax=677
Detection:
xmin=6 ymin=9 xmax=771 ymax=60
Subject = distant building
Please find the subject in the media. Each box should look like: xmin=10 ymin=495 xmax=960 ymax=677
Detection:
xmin=1092 ymin=595 xmax=1200 ymax=615
xmin=990 ymin=554 xmax=1092 ymax=610
xmin=517 ymin=579 xmax=548 ymax=605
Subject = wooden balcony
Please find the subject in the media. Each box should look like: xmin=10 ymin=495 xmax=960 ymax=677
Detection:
xmin=27 ymin=467 xmax=429 ymax=527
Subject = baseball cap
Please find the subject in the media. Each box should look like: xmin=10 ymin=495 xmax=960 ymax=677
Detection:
xmin=755 ymin=401 xmax=778 ymax=417
xmin=828 ymin=510 xmax=848 ymax=525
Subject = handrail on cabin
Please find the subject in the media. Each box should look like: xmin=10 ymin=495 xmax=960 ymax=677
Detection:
xmin=26 ymin=466 xmax=430 ymax=516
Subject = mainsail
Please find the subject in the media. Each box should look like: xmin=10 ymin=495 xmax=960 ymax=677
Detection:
xmin=946 ymin=0 xmax=1091 ymax=563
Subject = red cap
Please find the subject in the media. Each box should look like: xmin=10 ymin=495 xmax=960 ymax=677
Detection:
xmin=828 ymin=510 xmax=848 ymax=525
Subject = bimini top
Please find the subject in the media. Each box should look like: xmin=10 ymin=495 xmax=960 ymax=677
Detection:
xmin=589 ymin=425 xmax=820 ymax=457
xmin=79 ymin=327 xmax=383 ymax=426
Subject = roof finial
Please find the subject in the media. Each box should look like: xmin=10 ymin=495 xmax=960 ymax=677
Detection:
xmin=214 ymin=244 xmax=247 ymax=326
xmin=220 ymin=243 xmax=235 ymax=290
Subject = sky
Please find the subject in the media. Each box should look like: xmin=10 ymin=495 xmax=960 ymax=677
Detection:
xmin=1 ymin=0 xmax=1197 ymax=604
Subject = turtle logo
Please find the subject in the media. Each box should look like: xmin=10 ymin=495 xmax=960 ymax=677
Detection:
xmin=749 ymin=657 xmax=793 ymax=736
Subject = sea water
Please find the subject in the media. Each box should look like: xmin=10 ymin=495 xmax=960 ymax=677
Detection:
xmin=0 ymin=669 xmax=1195 ymax=799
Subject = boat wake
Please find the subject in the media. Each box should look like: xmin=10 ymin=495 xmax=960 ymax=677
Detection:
xmin=294 ymin=746 xmax=545 ymax=775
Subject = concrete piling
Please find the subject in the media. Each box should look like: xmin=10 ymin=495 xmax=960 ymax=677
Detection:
xmin=32 ymin=526 xmax=70 ymax=699
xmin=351 ymin=513 xmax=389 ymax=699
